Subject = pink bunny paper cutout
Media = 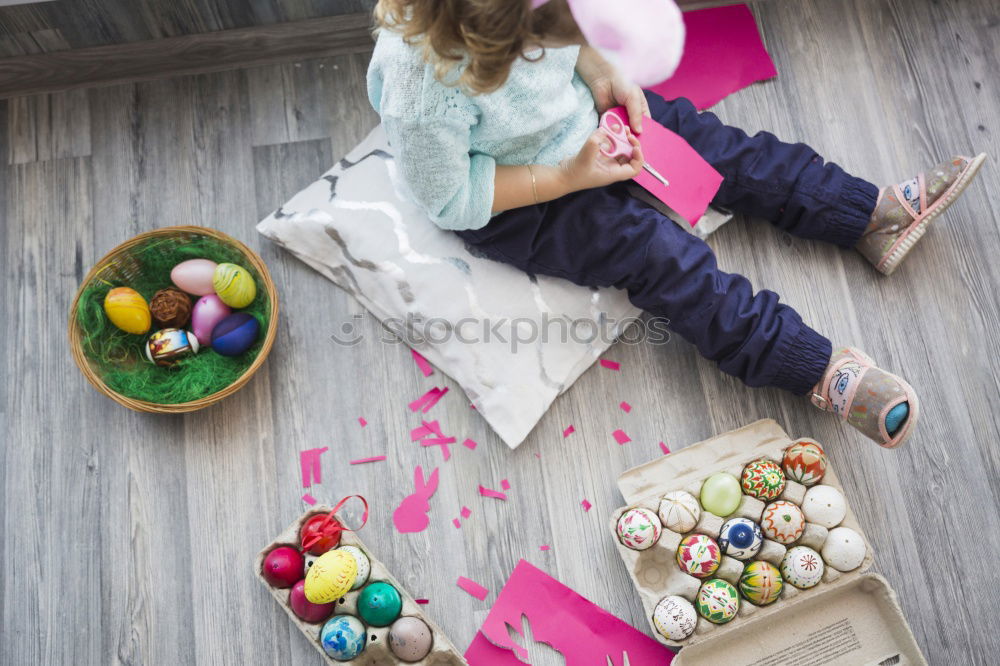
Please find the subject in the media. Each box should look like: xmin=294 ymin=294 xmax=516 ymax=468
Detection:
xmin=392 ymin=465 xmax=439 ymax=533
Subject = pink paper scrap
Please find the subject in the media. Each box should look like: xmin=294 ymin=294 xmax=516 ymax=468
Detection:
xmin=299 ymin=447 xmax=328 ymax=488
xmin=534 ymin=453 xmax=541 ymax=459
xmin=647 ymin=3 xmax=777 ymax=111
xmin=453 ymin=518 xmax=462 ymax=529
xmin=392 ymin=466 xmax=439 ymax=534
xmin=420 ymin=436 xmax=456 ymax=461
xmin=660 ymin=441 xmax=671 ymax=455
xmin=462 ymin=438 xmax=478 ymax=450
xmin=350 ymin=455 xmax=387 ymax=465
xmin=358 ymin=416 xmax=367 ymax=427
xmin=302 ymin=493 xmax=317 ymax=506
xmin=457 ymin=576 xmax=490 ymax=601
xmin=479 ymin=485 xmax=508 ymax=501
xmin=562 ymin=425 xmax=575 ymax=438
xmin=461 ymin=506 xmax=472 ymax=519
xmin=408 ymin=387 xmax=449 ymax=413
xmin=411 ymin=349 xmax=434 ymax=377
xmin=599 ymin=359 xmax=621 ymax=371
xmin=581 ymin=499 xmax=592 ymax=512
xmin=464 ymin=560 xmax=675 ymax=665
xmin=415 ymin=598 xmax=429 ymax=605
xmin=612 ymin=429 xmax=631 ymax=445
xmin=500 ymin=479 xmax=511 ymax=491
xmin=539 ymin=545 xmax=550 ymax=551
xmin=619 ymin=401 xmax=632 ymax=413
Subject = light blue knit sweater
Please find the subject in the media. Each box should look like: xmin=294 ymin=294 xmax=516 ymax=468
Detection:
xmin=367 ymin=29 xmax=598 ymax=231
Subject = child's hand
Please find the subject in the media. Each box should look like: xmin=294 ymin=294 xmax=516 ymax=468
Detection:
xmin=560 ymin=129 xmax=644 ymax=192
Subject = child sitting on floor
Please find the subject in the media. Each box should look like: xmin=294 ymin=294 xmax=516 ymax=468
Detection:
xmin=366 ymin=0 xmax=985 ymax=448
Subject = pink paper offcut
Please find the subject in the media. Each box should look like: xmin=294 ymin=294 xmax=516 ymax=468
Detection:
xmin=612 ymin=429 xmax=631 ymax=445
xmin=581 ymin=499 xmax=592 ymax=512
xmin=299 ymin=447 xmax=328 ymax=488
xmin=647 ymin=3 xmax=777 ymax=110
xmin=464 ymin=560 xmax=675 ymax=665
xmin=462 ymin=438 xmax=478 ymax=450
xmin=392 ymin=465 xmax=439 ymax=534
xmin=302 ymin=493 xmax=317 ymax=506
xmin=461 ymin=506 xmax=472 ymax=519
xmin=660 ymin=441 xmax=671 ymax=455
xmin=453 ymin=518 xmax=462 ymax=529
xmin=479 ymin=485 xmax=508 ymax=501
xmin=415 ymin=598 xmax=429 ymax=605
xmin=409 ymin=387 xmax=449 ymax=413
xmin=500 ymin=479 xmax=511 ymax=491
xmin=562 ymin=425 xmax=575 ymax=438
xmin=411 ymin=349 xmax=434 ymax=377
xmin=539 ymin=545 xmax=550 ymax=551
xmin=457 ymin=576 xmax=490 ymax=601
xmin=350 ymin=455 xmax=386 ymax=465
xmin=599 ymin=359 xmax=621 ymax=371
xmin=619 ymin=401 xmax=632 ymax=413
xmin=358 ymin=416 xmax=367 ymax=427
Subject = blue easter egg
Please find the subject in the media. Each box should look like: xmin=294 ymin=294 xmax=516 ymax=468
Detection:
xmin=319 ymin=615 xmax=367 ymax=661
xmin=210 ymin=312 xmax=260 ymax=356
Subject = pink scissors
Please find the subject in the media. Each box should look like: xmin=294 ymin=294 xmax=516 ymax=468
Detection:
xmin=599 ymin=110 xmax=669 ymax=186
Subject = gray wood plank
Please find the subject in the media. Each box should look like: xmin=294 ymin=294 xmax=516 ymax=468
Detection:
xmin=6 ymin=88 xmax=91 ymax=164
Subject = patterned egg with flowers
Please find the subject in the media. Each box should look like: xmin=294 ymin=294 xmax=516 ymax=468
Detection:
xmin=616 ymin=508 xmax=662 ymax=551
xmin=739 ymin=561 xmax=783 ymax=606
xmin=676 ymin=534 xmax=721 ymax=578
xmin=781 ymin=546 xmax=825 ymax=589
xmin=782 ymin=439 xmax=828 ymax=486
xmin=697 ymin=579 xmax=740 ymax=624
xmin=740 ymin=458 xmax=786 ymax=500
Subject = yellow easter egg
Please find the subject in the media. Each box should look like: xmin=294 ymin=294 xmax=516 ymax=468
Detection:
xmin=304 ymin=549 xmax=357 ymax=604
xmin=212 ymin=263 xmax=256 ymax=308
xmin=103 ymin=287 xmax=151 ymax=334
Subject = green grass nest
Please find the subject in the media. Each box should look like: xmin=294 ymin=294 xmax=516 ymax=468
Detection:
xmin=75 ymin=235 xmax=271 ymax=404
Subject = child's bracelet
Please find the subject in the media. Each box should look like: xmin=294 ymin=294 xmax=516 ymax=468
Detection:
xmin=527 ymin=165 xmax=539 ymax=204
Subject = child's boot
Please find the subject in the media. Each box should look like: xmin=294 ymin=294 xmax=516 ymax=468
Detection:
xmin=810 ymin=347 xmax=918 ymax=448
xmin=857 ymin=153 xmax=986 ymax=275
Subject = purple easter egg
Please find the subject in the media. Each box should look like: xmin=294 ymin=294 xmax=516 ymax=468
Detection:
xmin=211 ymin=312 xmax=260 ymax=356
xmin=170 ymin=259 xmax=218 ymax=296
xmin=190 ymin=294 xmax=232 ymax=346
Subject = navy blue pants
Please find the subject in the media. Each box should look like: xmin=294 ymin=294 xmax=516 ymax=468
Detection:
xmin=457 ymin=93 xmax=879 ymax=395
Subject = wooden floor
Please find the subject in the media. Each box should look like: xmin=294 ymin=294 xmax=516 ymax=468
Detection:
xmin=2 ymin=0 xmax=998 ymax=663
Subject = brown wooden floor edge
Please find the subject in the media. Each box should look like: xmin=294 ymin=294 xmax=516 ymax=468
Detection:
xmin=0 ymin=13 xmax=374 ymax=99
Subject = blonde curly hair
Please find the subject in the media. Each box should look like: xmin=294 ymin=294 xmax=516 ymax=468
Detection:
xmin=374 ymin=0 xmax=582 ymax=94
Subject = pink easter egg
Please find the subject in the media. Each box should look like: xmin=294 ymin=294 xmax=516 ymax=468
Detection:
xmin=171 ymin=259 xmax=218 ymax=296
xmin=191 ymin=294 xmax=232 ymax=345
xmin=290 ymin=579 xmax=336 ymax=623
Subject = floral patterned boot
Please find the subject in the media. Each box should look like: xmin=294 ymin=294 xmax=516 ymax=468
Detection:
xmin=810 ymin=347 xmax=918 ymax=449
xmin=857 ymin=153 xmax=986 ymax=275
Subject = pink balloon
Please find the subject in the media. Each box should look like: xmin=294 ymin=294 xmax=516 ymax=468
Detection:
xmin=191 ymin=294 xmax=232 ymax=345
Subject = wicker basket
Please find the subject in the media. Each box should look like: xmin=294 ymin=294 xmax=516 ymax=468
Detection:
xmin=68 ymin=225 xmax=279 ymax=413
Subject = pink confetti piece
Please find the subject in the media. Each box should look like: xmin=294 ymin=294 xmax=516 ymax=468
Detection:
xmin=453 ymin=518 xmax=462 ymax=529
xmin=299 ymin=447 xmax=328 ymax=488
xmin=581 ymin=499 xmax=592 ymax=512
xmin=302 ymin=493 xmax=317 ymax=506
xmin=479 ymin=485 xmax=508 ymax=501
xmin=461 ymin=506 xmax=472 ymax=519
xmin=410 ymin=424 xmax=432 ymax=441
xmin=411 ymin=349 xmax=434 ymax=377
xmin=462 ymin=438 xmax=478 ymax=450
xmin=540 ymin=545 xmax=550 ymax=551
xmin=660 ymin=441 xmax=671 ymax=455
xmin=350 ymin=455 xmax=387 ymax=465
xmin=415 ymin=598 xmax=429 ymax=605
xmin=619 ymin=401 xmax=632 ymax=413
xmin=470 ymin=404 xmax=477 ymax=410
xmin=562 ymin=425 xmax=575 ymax=438
xmin=600 ymin=359 xmax=621 ymax=371
xmin=358 ymin=416 xmax=368 ymax=427
xmin=457 ymin=576 xmax=489 ymax=601
xmin=420 ymin=436 xmax=455 ymax=461
xmin=500 ymin=479 xmax=511 ymax=491
xmin=612 ymin=429 xmax=631 ymax=445
xmin=534 ymin=452 xmax=541 ymax=459
xmin=409 ymin=387 xmax=449 ymax=413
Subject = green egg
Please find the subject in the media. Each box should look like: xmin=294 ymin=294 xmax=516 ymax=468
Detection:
xmin=700 ymin=472 xmax=742 ymax=517
xmin=356 ymin=581 xmax=402 ymax=627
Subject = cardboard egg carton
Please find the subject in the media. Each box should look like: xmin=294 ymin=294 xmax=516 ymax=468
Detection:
xmin=611 ymin=420 xmax=927 ymax=665
xmin=255 ymin=507 xmax=467 ymax=665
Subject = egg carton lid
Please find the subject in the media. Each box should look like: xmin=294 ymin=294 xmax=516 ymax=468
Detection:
xmin=614 ymin=419 xmax=927 ymax=665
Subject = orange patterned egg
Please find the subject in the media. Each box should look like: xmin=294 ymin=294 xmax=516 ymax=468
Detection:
xmin=103 ymin=287 xmax=151 ymax=334
xmin=782 ymin=440 xmax=828 ymax=486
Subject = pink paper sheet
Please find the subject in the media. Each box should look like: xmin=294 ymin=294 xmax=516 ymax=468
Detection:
xmin=408 ymin=387 xmax=449 ymax=413
xmin=411 ymin=349 xmax=434 ymax=377
xmin=299 ymin=447 xmax=328 ymax=488
xmin=463 ymin=438 xmax=478 ymax=450
xmin=357 ymin=416 xmax=367 ymax=427
xmin=620 ymin=401 xmax=632 ymax=413
xmin=500 ymin=479 xmax=511 ymax=491
xmin=599 ymin=359 xmax=621 ymax=371
xmin=581 ymin=499 xmax=592 ymax=512
xmin=539 ymin=545 xmax=550 ymax=551
xmin=608 ymin=105 xmax=723 ymax=226
xmin=457 ymin=576 xmax=490 ymax=601
xmin=562 ymin=425 xmax=575 ymax=438
xmin=660 ymin=441 xmax=671 ymax=455
xmin=302 ymin=493 xmax=317 ymax=506
xmin=613 ymin=429 xmax=631 ymax=445
xmin=479 ymin=485 xmax=508 ymax=501
xmin=461 ymin=506 xmax=472 ymax=519
xmin=465 ymin=560 xmax=675 ymax=665
xmin=349 ymin=455 xmax=386 ymax=465
xmin=453 ymin=518 xmax=462 ymax=529
xmin=647 ymin=3 xmax=777 ymax=110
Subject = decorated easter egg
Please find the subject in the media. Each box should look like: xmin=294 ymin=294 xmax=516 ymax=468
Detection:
xmin=761 ymin=500 xmax=805 ymax=545
xmin=211 ymin=312 xmax=260 ymax=356
xmin=304 ymin=549 xmax=357 ymax=604
xmin=103 ymin=287 xmax=151 ymax=334
xmin=616 ymin=508 xmax=662 ymax=551
xmin=190 ymin=294 xmax=231 ymax=345
xmin=718 ymin=518 xmax=763 ymax=560
xmin=738 ymin=561 xmax=783 ymax=606
xmin=300 ymin=514 xmax=344 ymax=555
xmin=741 ymin=458 xmax=786 ymax=501
xmin=303 ymin=553 xmax=319 ymax=577
xmin=389 ymin=616 xmax=434 ymax=662
xmin=261 ymin=546 xmax=304 ymax=588
xmin=145 ymin=328 xmax=199 ymax=366
xmin=676 ymin=534 xmax=721 ymax=578
xmin=696 ymin=579 xmax=739 ymax=624
xmin=781 ymin=546 xmax=824 ymax=589
xmin=700 ymin=472 xmax=742 ymax=517
xmin=170 ymin=258 xmax=218 ymax=296
xmin=821 ymin=527 xmax=867 ymax=572
xmin=337 ymin=545 xmax=371 ymax=590
xmin=782 ymin=440 xmax=827 ymax=486
xmin=212 ymin=262 xmax=256 ymax=308
xmin=658 ymin=491 xmax=701 ymax=534
xmin=357 ymin=581 xmax=403 ymax=627
xmin=652 ymin=595 xmax=697 ymax=640
xmin=319 ymin=615 xmax=367 ymax=661
xmin=149 ymin=287 xmax=192 ymax=328
xmin=290 ymin=579 xmax=336 ymax=623
xmin=801 ymin=485 xmax=847 ymax=528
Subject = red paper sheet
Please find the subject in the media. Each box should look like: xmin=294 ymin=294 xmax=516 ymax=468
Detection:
xmin=648 ymin=3 xmax=777 ymax=110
